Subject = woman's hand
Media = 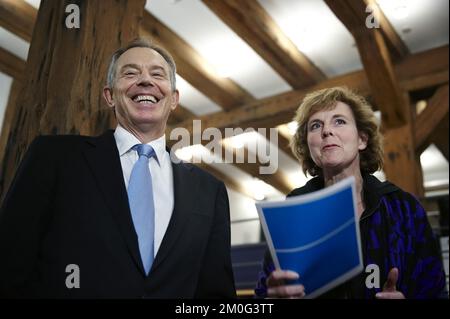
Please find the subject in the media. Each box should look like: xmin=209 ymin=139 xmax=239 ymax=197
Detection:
xmin=266 ymin=270 xmax=305 ymax=298
xmin=375 ymin=268 xmax=406 ymax=299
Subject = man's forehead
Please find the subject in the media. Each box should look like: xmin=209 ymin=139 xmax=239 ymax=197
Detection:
xmin=117 ymin=47 xmax=169 ymax=69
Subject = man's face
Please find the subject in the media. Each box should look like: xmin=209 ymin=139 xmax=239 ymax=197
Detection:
xmin=103 ymin=47 xmax=179 ymax=136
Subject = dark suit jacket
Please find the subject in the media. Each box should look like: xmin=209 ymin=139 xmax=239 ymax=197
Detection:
xmin=0 ymin=131 xmax=236 ymax=298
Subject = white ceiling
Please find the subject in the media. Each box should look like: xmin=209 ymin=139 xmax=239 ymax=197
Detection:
xmin=259 ymin=0 xmax=363 ymax=76
xmin=0 ymin=0 xmax=448 ymax=200
xmin=377 ymin=0 xmax=449 ymax=53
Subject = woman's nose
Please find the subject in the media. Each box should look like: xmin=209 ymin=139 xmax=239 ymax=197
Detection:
xmin=322 ymin=126 xmax=334 ymax=138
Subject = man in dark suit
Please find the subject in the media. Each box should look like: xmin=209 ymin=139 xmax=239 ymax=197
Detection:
xmin=0 ymin=39 xmax=236 ymax=298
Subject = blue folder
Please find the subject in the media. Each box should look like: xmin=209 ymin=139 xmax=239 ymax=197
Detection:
xmin=256 ymin=176 xmax=363 ymax=298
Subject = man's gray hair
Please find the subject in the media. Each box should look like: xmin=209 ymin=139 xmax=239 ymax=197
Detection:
xmin=106 ymin=38 xmax=177 ymax=91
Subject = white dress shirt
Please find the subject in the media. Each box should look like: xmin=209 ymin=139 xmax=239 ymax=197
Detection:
xmin=114 ymin=125 xmax=174 ymax=257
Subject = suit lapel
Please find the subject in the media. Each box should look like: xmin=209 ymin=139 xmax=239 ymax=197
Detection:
xmin=151 ymin=160 xmax=198 ymax=271
xmin=82 ymin=130 xmax=144 ymax=273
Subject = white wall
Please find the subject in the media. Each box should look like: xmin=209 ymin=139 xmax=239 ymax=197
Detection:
xmin=226 ymin=187 xmax=261 ymax=245
xmin=0 ymin=72 xmax=13 ymax=132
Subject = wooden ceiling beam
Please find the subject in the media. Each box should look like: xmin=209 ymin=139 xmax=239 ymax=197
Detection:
xmin=220 ymin=143 xmax=291 ymax=194
xmin=0 ymin=0 xmax=36 ymax=42
xmin=430 ymin=112 xmax=449 ymax=161
xmin=167 ymin=132 xmax=292 ymax=195
xmin=170 ymin=70 xmax=367 ymax=135
xmin=366 ymin=0 xmax=409 ymax=60
xmin=415 ymin=84 xmax=449 ymax=153
xmin=202 ymin=0 xmax=325 ymax=88
xmin=397 ymin=45 xmax=449 ymax=91
xmin=325 ymin=0 xmax=409 ymax=129
xmin=167 ymin=104 xmax=196 ymax=125
xmin=0 ymin=47 xmax=24 ymax=80
xmin=171 ymin=45 xmax=448 ymax=135
xmin=278 ymin=134 xmax=295 ymax=161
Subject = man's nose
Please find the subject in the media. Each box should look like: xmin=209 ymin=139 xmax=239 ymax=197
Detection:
xmin=136 ymin=71 xmax=153 ymax=86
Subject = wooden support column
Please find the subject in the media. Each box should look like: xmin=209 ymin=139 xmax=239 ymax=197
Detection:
xmin=383 ymin=94 xmax=424 ymax=197
xmin=0 ymin=0 xmax=145 ymax=200
xmin=325 ymin=0 xmax=423 ymax=196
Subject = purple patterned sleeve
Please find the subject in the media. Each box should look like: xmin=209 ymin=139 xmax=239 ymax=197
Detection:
xmin=402 ymin=194 xmax=446 ymax=298
xmin=254 ymin=255 xmax=275 ymax=298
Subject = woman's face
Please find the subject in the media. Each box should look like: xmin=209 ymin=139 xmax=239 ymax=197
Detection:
xmin=306 ymin=102 xmax=367 ymax=174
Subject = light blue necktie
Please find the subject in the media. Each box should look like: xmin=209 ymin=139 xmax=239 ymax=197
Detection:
xmin=127 ymin=144 xmax=156 ymax=275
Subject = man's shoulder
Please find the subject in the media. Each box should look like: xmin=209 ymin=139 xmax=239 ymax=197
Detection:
xmin=31 ymin=131 xmax=113 ymax=149
xmin=34 ymin=134 xmax=90 ymax=143
xmin=174 ymin=160 xmax=224 ymax=186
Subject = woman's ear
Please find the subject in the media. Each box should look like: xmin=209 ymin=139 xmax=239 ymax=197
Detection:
xmin=358 ymin=132 xmax=368 ymax=151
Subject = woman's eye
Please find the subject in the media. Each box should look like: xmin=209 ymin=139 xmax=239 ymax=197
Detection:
xmin=335 ymin=118 xmax=346 ymax=125
xmin=310 ymin=122 xmax=321 ymax=131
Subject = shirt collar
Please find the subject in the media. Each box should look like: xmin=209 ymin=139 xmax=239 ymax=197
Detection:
xmin=114 ymin=125 xmax=166 ymax=166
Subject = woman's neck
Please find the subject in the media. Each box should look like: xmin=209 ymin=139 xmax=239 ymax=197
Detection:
xmin=323 ymin=165 xmax=365 ymax=218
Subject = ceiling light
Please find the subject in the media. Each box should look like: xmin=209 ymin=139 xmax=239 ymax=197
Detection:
xmin=24 ymin=0 xmax=41 ymax=9
xmin=416 ymin=100 xmax=427 ymax=115
xmin=253 ymin=192 xmax=265 ymax=201
xmin=222 ymin=131 xmax=259 ymax=149
xmin=175 ymin=147 xmax=193 ymax=162
xmin=231 ymin=137 xmax=245 ymax=149
xmin=393 ymin=4 xmax=409 ymax=19
xmin=373 ymin=111 xmax=382 ymax=126
xmin=224 ymin=134 xmax=248 ymax=149
xmin=244 ymin=179 xmax=273 ymax=201
xmin=287 ymin=121 xmax=299 ymax=136
xmin=174 ymin=144 xmax=213 ymax=163
xmin=420 ymin=144 xmax=444 ymax=170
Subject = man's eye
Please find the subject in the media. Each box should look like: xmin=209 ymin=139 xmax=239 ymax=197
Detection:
xmin=152 ymin=73 xmax=164 ymax=78
xmin=124 ymin=71 xmax=136 ymax=76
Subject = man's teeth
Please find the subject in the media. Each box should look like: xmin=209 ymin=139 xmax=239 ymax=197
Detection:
xmin=133 ymin=95 xmax=157 ymax=103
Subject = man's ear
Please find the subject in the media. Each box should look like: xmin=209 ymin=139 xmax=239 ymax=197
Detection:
xmin=103 ymin=86 xmax=115 ymax=108
xmin=358 ymin=131 xmax=368 ymax=151
xmin=170 ymin=89 xmax=180 ymax=111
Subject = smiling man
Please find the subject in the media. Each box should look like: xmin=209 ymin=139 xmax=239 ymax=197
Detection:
xmin=0 ymin=39 xmax=236 ymax=299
